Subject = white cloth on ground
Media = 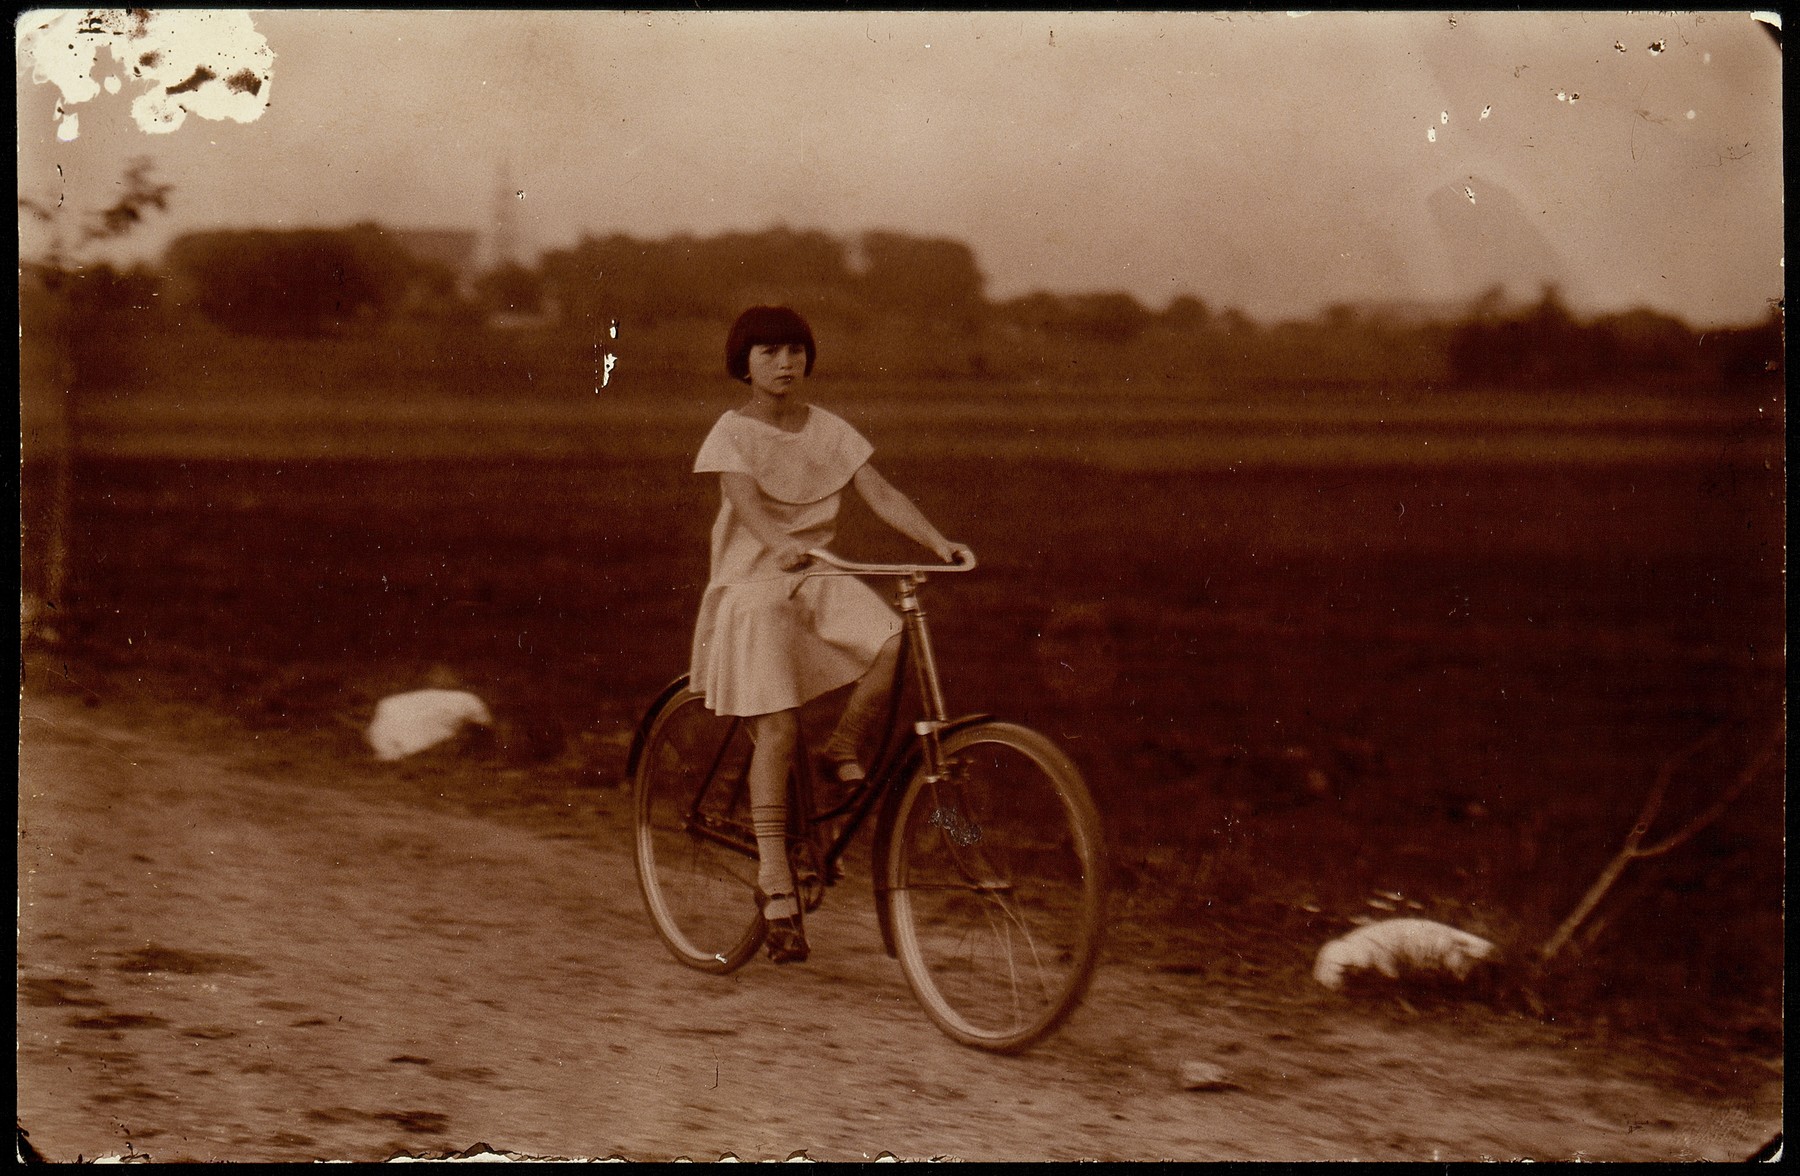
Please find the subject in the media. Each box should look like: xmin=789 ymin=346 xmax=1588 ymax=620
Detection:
xmin=366 ymin=689 xmax=494 ymax=761
xmin=1312 ymin=918 xmax=1498 ymax=990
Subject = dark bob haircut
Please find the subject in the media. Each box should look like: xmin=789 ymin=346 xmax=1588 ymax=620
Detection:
xmin=725 ymin=305 xmax=816 ymax=381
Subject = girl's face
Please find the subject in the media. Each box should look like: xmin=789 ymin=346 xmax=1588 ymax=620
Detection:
xmin=745 ymin=342 xmax=808 ymax=397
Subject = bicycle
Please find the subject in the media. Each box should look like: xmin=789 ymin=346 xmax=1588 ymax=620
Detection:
xmin=628 ymin=547 xmax=1106 ymax=1053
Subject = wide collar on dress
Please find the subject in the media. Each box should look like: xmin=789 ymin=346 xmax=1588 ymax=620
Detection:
xmin=728 ymin=406 xmax=863 ymax=505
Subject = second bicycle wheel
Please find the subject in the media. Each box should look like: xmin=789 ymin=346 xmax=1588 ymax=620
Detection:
xmin=883 ymin=721 xmax=1105 ymax=1052
xmin=632 ymin=684 xmax=766 ymax=973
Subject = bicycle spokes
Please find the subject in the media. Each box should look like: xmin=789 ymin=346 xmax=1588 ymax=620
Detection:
xmin=884 ymin=724 xmax=1104 ymax=1052
xmin=634 ymin=689 xmax=767 ymax=972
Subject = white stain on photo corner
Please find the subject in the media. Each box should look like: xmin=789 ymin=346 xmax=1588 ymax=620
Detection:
xmin=18 ymin=8 xmax=274 ymax=140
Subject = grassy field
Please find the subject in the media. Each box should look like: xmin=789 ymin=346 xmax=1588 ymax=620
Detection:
xmin=20 ymin=375 xmax=1785 ymax=1048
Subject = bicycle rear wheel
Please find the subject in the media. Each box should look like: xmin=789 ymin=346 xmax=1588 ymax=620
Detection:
xmin=883 ymin=721 xmax=1105 ymax=1052
xmin=632 ymin=685 xmax=765 ymax=973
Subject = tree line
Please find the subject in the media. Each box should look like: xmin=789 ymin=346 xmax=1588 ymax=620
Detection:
xmin=19 ymin=219 xmax=1783 ymax=391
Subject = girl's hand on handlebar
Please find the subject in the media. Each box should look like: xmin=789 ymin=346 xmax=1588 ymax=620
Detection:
xmin=934 ymin=541 xmax=974 ymax=565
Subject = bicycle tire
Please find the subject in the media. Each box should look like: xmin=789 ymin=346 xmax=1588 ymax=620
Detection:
xmin=882 ymin=721 xmax=1106 ymax=1052
xmin=632 ymin=685 xmax=766 ymax=973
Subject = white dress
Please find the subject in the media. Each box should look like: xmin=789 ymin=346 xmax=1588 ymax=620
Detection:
xmin=688 ymin=405 xmax=902 ymax=717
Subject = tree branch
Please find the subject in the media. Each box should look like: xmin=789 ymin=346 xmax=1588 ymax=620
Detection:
xmin=1537 ymin=723 xmax=1775 ymax=965
xmin=1637 ymin=724 xmax=1783 ymax=858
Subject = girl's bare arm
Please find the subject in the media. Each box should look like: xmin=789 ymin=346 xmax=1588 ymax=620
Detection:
xmin=852 ymin=465 xmax=967 ymax=563
xmin=719 ymin=473 xmax=812 ymax=570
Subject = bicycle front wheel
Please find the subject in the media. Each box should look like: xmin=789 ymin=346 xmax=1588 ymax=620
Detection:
xmin=632 ymin=686 xmax=766 ymax=973
xmin=883 ymin=721 xmax=1106 ymax=1052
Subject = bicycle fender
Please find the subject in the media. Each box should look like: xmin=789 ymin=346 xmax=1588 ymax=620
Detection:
xmin=869 ymin=712 xmax=995 ymax=958
xmin=623 ymin=674 xmax=692 ymax=784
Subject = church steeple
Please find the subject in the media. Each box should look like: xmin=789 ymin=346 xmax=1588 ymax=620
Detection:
xmin=488 ymin=156 xmax=524 ymax=272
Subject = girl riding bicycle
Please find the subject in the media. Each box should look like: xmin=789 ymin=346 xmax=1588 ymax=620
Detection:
xmin=689 ymin=305 xmax=970 ymax=964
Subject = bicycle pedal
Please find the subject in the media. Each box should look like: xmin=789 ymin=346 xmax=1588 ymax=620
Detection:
xmin=795 ymin=868 xmax=826 ymax=913
xmin=790 ymin=842 xmax=830 ymax=912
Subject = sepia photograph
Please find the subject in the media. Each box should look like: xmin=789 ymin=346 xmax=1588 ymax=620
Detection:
xmin=17 ymin=8 xmax=1784 ymax=1162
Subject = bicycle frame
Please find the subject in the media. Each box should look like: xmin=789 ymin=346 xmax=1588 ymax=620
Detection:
xmin=786 ymin=549 xmax=985 ymax=881
xmin=623 ymin=550 xmax=987 ymax=954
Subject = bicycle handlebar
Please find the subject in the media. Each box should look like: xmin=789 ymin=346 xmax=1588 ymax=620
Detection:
xmin=802 ymin=547 xmax=978 ymax=576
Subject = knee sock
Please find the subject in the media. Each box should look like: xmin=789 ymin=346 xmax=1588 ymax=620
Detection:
xmin=823 ymin=678 xmax=889 ymax=771
xmin=752 ymin=804 xmax=797 ymax=918
xmin=824 ymin=637 xmax=900 ymax=771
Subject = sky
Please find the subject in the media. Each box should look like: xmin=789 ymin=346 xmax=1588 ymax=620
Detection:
xmin=15 ymin=9 xmax=1785 ymax=327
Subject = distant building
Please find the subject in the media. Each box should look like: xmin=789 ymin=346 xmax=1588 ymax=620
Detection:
xmin=388 ymin=228 xmax=481 ymax=298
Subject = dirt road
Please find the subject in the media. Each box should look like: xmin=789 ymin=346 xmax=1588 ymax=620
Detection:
xmin=17 ymin=692 xmax=1781 ymax=1162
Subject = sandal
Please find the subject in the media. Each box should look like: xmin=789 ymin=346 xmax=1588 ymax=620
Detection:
xmin=815 ymin=752 xmax=867 ymax=793
xmin=764 ymin=913 xmax=810 ymax=965
xmin=755 ymin=888 xmax=810 ymax=964
xmin=814 ymin=754 xmax=864 ymax=836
